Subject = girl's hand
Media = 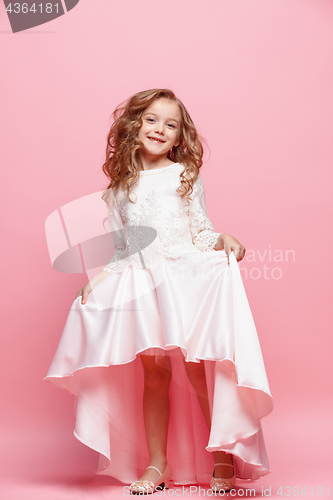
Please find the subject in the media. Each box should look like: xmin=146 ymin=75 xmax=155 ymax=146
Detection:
xmin=75 ymin=282 xmax=93 ymax=305
xmin=75 ymin=269 xmax=111 ymax=305
xmin=216 ymin=233 xmax=246 ymax=262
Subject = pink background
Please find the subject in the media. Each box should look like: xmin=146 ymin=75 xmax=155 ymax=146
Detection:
xmin=1 ymin=0 xmax=332 ymax=498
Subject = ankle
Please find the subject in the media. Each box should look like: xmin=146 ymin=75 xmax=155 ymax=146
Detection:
xmin=149 ymin=457 xmax=167 ymax=471
xmin=213 ymin=452 xmax=233 ymax=465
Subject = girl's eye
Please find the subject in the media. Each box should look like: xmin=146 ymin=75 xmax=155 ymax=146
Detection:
xmin=168 ymin=124 xmax=176 ymax=128
xmin=147 ymin=118 xmax=155 ymax=122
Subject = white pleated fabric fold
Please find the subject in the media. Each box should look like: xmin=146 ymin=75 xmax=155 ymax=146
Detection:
xmin=44 ymin=250 xmax=273 ymax=485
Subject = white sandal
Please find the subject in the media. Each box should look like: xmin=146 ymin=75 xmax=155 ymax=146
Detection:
xmin=130 ymin=463 xmax=171 ymax=495
xmin=210 ymin=456 xmax=236 ymax=492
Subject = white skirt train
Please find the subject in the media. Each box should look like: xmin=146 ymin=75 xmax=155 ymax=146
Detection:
xmin=44 ymin=249 xmax=273 ymax=485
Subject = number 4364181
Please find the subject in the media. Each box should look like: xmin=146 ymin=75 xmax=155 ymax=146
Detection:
xmin=277 ymin=486 xmax=329 ymax=496
xmin=6 ymin=3 xmax=59 ymax=14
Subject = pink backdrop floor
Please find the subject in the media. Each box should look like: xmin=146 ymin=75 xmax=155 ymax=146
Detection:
xmin=1 ymin=399 xmax=332 ymax=499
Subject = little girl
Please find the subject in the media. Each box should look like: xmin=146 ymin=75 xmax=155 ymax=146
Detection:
xmin=44 ymin=88 xmax=273 ymax=494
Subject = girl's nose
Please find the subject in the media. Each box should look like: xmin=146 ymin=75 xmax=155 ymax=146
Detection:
xmin=155 ymin=124 xmax=164 ymax=135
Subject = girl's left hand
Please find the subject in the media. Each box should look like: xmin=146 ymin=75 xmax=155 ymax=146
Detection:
xmin=217 ymin=233 xmax=246 ymax=262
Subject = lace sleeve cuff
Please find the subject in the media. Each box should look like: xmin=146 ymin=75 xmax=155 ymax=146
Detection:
xmin=193 ymin=230 xmax=222 ymax=252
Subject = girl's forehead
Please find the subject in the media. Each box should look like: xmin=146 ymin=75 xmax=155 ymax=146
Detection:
xmin=144 ymin=98 xmax=181 ymax=119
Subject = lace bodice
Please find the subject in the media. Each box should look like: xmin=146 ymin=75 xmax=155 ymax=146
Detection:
xmin=103 ymin=163 xmax=222 ymax=273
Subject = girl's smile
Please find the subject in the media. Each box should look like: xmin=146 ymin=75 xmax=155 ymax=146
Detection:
xmin=147 ymin=136 xmax=166 ymax=143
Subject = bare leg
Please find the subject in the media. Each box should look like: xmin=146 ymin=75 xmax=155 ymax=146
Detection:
xmin=183 ymin=358 xmax=234 ymax=478
xmin=136 ymin=354 xmax=172 ymax=482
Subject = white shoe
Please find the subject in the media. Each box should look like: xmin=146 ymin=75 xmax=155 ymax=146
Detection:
xmin=130 ymin=463 xmax=171 ymax=495
xmin=210 ymin=456 xmax=236 ymax=492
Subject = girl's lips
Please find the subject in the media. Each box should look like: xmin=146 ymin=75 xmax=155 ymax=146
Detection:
xmin=148 ymin=136 xmax=165 ymax=143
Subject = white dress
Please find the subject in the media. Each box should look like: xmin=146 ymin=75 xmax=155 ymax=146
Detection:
xmin=44 ymin=162 xmax=273 ymax=485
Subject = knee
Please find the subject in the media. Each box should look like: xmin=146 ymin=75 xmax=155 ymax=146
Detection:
xmin=143 ymin=366 xmax=172 ymax=391
xmin=184 ymin=363 xmax=206 ymax=389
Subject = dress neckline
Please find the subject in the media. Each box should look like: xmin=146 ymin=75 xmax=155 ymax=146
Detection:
xmin=139 ymin=162 xmax=181 ymax=175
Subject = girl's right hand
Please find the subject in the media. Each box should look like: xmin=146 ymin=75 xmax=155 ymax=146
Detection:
xmin=76 ymin=282 xmax=93 ymax=305
xmin=75 ymin=269 xmax=111 ymax=305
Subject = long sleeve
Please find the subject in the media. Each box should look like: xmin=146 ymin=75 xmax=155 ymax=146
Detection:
xmin=102 ymin=189 xmax=127 ymax=273
xmin=188 ymin=175 xmax=222 ymax=252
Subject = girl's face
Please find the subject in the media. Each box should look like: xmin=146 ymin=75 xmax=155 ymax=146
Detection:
xmin=138 ymin=98 xmax=181 ymax=161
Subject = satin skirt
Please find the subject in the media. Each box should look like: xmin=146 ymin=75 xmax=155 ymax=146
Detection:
xmin=44 ymin=250 xmax=273 ymax=485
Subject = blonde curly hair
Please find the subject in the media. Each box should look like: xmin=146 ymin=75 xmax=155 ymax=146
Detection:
xmin=102 ymin=88 xmax=205 ymax=206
